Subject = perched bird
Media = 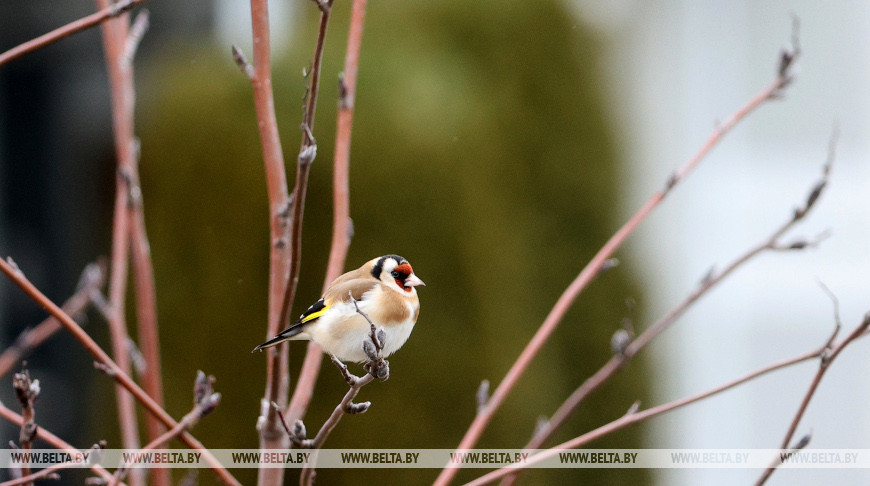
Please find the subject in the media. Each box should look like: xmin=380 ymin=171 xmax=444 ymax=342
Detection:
xmin=253 ymin=255 xmax=424 ymax=363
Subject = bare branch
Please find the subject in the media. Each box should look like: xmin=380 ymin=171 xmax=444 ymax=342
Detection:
xmin=3 ymin=442 xmax=106 ymax=486
xmin=243 ymin=3 xmax=294 ymax=481
xmin=0 ymin=402 xmax=117 ymax=484
xmin=276 ymin=0 xmax=335 ymax=339
xmin=0 ymin=263 xmax=105 ymax=379
xmin=435 ymin=29 xmax=803 ymax=486
xmin=288 ymin=299 xmax=381 ymax=485
xmin=0 ymin=258 xmax=240 ymax=485
xmin=112 ymin=372 xmax=221 ymax=484
xmin=12 ymin=366 xmax=40 ymax=482
xmin=0 ymin=0 xmax=150 ymax=67
xmin=287 ymin=0 xmax=370 ymax=434
xmin=94 ymin=3 xmax=167 ymax=482
xmin=755 ymin=312 xmax=870 ymax=485
xmin=93 ymin=0 xmax=142 ymax=470
xmin=467 ymin=321 xmax=858 ymax=486
xmin=498 ymin=144 xmax=833 ymax=485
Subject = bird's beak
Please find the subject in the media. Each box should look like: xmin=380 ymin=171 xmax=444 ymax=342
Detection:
xmin=404 ymin=273 xmax=425 ymax=287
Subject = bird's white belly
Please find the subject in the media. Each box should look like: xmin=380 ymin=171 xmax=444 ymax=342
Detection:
xmin=304 ymin=301 xmax=416 ymax=363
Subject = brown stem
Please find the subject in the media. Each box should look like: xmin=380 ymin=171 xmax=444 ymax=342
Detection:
xmin=755 ymin=313 xmax=870 ymax=485
xmin=12 ymin=368 xmax=38 ymax=485
xmin=0 ymin=258 xmax=240 ymax=486
xmin=111 ymin=372 xmax=221 ymax=485
xmin=503 ymin=154 xmax=832 ymax=484
xmin=466 ymin=333 xmax=841 ymax=486
xmin=93 ymin=4 xmax=168 ymax=485
xmin=298 ymin=373 xmax=374 ymax=486
xmin=277 ymin=0 xmax=335 ymax=331
xmin=287 ymin=0 xmax=368 ymax=427
xmin=2 ymin=461 xmax=65 ymax=486
xmin=295 ymin=299 xmax=380 ymax=485
xmin=254 ymin=2 xmax=334 ymax=483
xmin=0 ymin=401 xmax=118 ymax=485
xmin=0 ymin=263 xmax=105 ymax=379
xmin=130 ymin=166 xmax=167 ymax=461
xmin=117 ymin=11 xmax=165 ymax=452
xmin=0 ymin=0 xmax=149 ymax=66
xmin=435 ymin=36 xmax=799 ymax=486
xmin=243 ymin=2 xmax=293 ymax=486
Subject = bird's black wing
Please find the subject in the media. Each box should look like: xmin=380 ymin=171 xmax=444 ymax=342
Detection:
xmin=252 ymin=298 xmax=327 ymax=352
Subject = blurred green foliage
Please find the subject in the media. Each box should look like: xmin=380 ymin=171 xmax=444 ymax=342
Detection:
xmin=124 ymin=0 xmax=650 ymax=484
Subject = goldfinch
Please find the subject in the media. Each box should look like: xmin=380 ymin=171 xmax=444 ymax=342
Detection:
xmin=253 ymin=255 xmax=424 ymax=363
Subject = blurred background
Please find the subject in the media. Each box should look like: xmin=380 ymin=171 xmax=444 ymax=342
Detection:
xmin=0 ymin=1 xmax=868 ymax=485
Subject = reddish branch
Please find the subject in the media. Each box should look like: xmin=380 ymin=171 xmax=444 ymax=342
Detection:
xmin=287 ymin=0 xmax=368 ymax=427
xmin=286 ymin=300 xmax=382 ymax=486
xmin=0 ymin=258 xmax=240 ymax=486
xmin=93 ymin=1 xmax=142 ymax=478
xmin=111 ymin=371 xmax=221 ymax=485
xmin=0 ymin=0 xmax=150 ymax=67
xmin=95 ymin=4 xmax=167 ymax=485
xmin=237 ymin=2 xmax=335 ymax=485
xmin=112 ymin=10 xmax=168 ymax=465
xmin=0 ymin=402 xmax=117 ymax=485
xmin=466 ymin=319 xmax=864 ymax=486
xmin=3 ymin=463 xmax=62 ymax=486
xmin=2 ymin=442 xmax=107 ymax=486
xmin=435 ymin=32 xmax=800 ymax=486
xmin=498 ymin=148 xmax=833 ymax=486
xmin=237 ymin=2 xmax=294 ymax=486
xmin=0 ymin=263 xmax=105 ymax=379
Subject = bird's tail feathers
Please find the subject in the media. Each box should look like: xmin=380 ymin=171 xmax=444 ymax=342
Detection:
xmin=251 ymin=324 xmax=305 ymax=352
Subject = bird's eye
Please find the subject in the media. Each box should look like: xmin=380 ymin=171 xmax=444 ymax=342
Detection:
xmin=391 ymin=270 xmax=400 ymax=279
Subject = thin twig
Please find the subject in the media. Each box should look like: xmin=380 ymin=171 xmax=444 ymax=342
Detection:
xmin=296 ymin=299 xmax=380 ymax=485
xmin=111 ymin=372 xmax=221 ymax=485
xmin=2 ymin=442 xmax=106 ymax=486
xmin=277 ymin=0 xmax=335 ymax=333
xmin=287 ymin=0 xmax=368 ymax=433
xmin=275 ymin=299 xmax=380 ymax=486
xmin=507 ymin=150 xmax=832 ymax=474
xmin=118 ymin=8 xmax=167 ymax=465
xmin=755 ymin=312 xmax=870 ymax=485
xmin=0 ymin=402 xmax=117 ymax=485
xmin=0 ymin=263 xmax=105 ymax=379
xmin=255 ymin=2 xmax=336 ymax=483
xmin=0 ymin=258 xmax=241 ymax=486
xmin=435 ymin=28 xmax=800 ymax=486
xmin=298 ymin=372 xmax=373 ymax=486
xmin=12 ymin=367 xmax=39 ymax=484
xmin=2 ymin=464 xmax=60 ymax=486
xmin=0 ymin=0 xmax=149 ymax=66
xmin=465 ymin=323 xmax=855 ymax=486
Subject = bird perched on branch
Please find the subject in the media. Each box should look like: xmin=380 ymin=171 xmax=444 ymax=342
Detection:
xmin=253 ymin=255 xmax=424 ymax=363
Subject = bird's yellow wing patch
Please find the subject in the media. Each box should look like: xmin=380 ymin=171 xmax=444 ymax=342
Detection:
xmin=300 ymin=304 xmax=330 ymax=323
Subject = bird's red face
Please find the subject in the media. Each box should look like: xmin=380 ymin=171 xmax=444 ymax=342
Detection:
xmin=392 ymin=263 xmax=414 ymax=291
xmin=376 ymin=255 xmax=425 ymax=293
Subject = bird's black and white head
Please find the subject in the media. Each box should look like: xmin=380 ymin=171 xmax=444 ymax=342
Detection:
xmin=371 ymin=254 xmax=425 ymax=294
